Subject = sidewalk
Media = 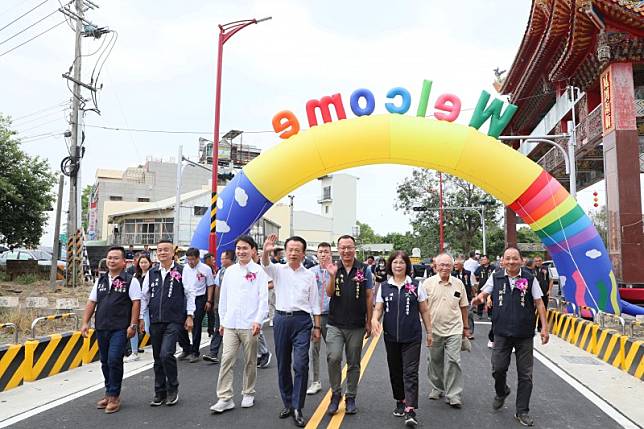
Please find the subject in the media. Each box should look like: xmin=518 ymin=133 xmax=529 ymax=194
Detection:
xmin=0 ymin=338 xmax=211 ymax=428
xmin=534 ymin=333 xmax=643 ymax=429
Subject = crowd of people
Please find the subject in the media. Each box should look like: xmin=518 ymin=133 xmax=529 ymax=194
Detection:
xmin=80 ymin=236 xmax=552 ymax=427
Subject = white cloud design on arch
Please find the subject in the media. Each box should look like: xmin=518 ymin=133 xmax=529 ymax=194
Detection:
xmin=217 ymin=195 xmax=224 ymax=210
xmin=235 ymin=187 xmax=248 ymax=207
xmin=585 ymin=249 xmax=602 ymax=259
xmin=216 ymin=220 xmax=231 ymax=233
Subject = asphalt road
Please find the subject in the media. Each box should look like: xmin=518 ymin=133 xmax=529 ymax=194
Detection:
xmin=10 ymin=323 xmax=626 ymax=429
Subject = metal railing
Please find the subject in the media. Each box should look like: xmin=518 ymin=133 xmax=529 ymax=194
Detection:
xmin=626 ymin=319 xmax=644 ymax=339
xmin=31 ymin=312 xmax=79 ymax=339
xmin=597 ymin=311 xmax=626 ymax=335
xmin=0 ymin=322 xmax=18 ymax=344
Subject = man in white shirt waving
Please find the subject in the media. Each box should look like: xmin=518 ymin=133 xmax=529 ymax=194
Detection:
xmin=262 ymin=233 xmax=321 ymax=428
xmin=178 ymin=247 xmax=216 ymax=362
xmin=211 ymin=235 xmax=269 ymax=413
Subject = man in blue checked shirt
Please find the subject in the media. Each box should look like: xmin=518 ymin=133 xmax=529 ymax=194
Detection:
xmin=306 ymin=242 xmax=334 ymax=395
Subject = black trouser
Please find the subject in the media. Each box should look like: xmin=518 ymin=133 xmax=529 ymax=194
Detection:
xmin=150 ymin=322 xmax=181 ymax=396
xmin=488 ymin=307 xmax=494 ymax=342
xmin=384 ymin=339 xmax=421 ymax=409
xmin=536 ymin=293 xmax=548 ymax=332
xmin=178 ymin=294 xmax=207 ymax=355
xmin=491 ymin=335 xmax=533 ymax=414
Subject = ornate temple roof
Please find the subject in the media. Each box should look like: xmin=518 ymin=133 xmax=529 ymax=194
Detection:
xmin=500 ymin=0 xmax=644 ymax=135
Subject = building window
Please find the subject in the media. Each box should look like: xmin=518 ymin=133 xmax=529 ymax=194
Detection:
xmin=322 ymin=186 xmax=331 ymax=200
xmin=138 ymin=197 xmax=150 ymax=202
xmin=325 ymin=206 xmax=329 ymax=214
xmin=109 ymin=195 xmax=123 ymax=201
xmin=194 ymin=206 xmax=207 ymax=216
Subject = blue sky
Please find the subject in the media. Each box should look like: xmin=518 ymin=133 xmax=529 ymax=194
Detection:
xmin=0 ymin=0 xmax=615 ymax=244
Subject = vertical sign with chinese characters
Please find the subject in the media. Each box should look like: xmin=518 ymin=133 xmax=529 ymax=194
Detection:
xmin=601 ymin=68 xmax=613 ymax=134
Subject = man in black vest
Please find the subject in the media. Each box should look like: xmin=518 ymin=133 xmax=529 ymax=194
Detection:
xmin=473 ymin=255 xmax=495 ymax=320
xmin=324 ymin=235 xmax=373 ymax=416
xmin=81 ymin=246 xmax=142 ymax=414
xmin=533 ymin=256 xmax=553 ymax=331
xmin=472 ymin=247 xmax=549 ymax=427
xmin=139 ymin=239 xmax=195 ymax=407
xmin=452 ymin=258 xmax=475 ymax=339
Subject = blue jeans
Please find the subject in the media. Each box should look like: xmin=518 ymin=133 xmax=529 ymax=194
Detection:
xmin=273 ymin=312 xmax=312 ymax=410
xmin=179 ymin=294 xmax=207 ymax=355
xmin=209 ymin=309 xmax=222 ymax=355
xmin=96 ymin=329 xmax=128 ymax=396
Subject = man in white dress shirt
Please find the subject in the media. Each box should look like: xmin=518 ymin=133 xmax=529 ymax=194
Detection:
xmin=210 ymin=235 xmax=269 ymax=413
xmin=262 ymin=233 xmax=321 ymax=428
xmin=178 ymin=247 xmax=216 ymax=362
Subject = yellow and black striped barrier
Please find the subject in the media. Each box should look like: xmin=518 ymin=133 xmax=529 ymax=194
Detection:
xmin=82 ymin=329 xmax=99 ymax=364
xmin=139 ymin=332 xmax=151 ymax=348
xmin=0 ymin=343 xmax=25 ymax=392
xmin=547 ymin=309 xmax=643 ymax=381
xmin=24 ymin=331 xmax=84 ymax=382
xmin=30 ymin=312 xmax=80 ymax=339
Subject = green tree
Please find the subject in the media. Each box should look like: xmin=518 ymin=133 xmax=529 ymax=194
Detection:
xmin=0 ymin=115 xmax=56 ymax=248
xmin=81 ymin=185 xmax=93 ymax=231
xmin=589 ymin=206 xmax=607 ymax=244
xmin=356 ymin=220 xmax=380 ymax=244
xmin=395 ymin=169 xmax=502 ymax=257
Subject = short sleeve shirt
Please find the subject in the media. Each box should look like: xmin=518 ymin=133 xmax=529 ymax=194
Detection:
xmin=421 ymin=275 xmax=468 ymax=337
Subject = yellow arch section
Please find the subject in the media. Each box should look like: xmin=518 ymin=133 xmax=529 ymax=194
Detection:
xmin=244 ymin=114 xmax=542 ymax=204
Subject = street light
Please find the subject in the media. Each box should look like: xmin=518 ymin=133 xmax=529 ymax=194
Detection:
xmin=209 ymin=16 xmax=272 ymax=256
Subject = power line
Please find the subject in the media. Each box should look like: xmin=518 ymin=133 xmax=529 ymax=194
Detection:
xmin=11 ymin=106 xmax=69 ymax=125
xmin=0 ymin=7 xmax=59 ymax=46
xmin=0 ymin=19 xmax=65 ymax=57
xmin=83 ymin=124 xmax=276 ymax=135
xmin=10 ymin=100 xmax=70 ymax=121
xmin=0 ymin=0 xmax=49 ymax=33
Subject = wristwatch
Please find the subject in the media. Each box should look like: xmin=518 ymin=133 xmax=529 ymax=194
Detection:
xmin=129 ymin=324 xmax=138 ymax=330
xmin=313 ymin=326 xmax=321 ymax=330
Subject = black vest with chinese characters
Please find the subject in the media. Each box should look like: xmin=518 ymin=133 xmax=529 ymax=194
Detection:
xmin=95 ymin=271 xmax=133 ymax=330
xmin=328 ymin=260 xmax=370 ymax=329
xmin=147 ymin=264 xmax=186 ymax=325
xmin=380 ymin=279 xmax=422 ymax=343
xmin=491 ymin=269 xmax=536 ymax=338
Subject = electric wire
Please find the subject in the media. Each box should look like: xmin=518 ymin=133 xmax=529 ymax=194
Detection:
xmin=0 ymin=0 xmax=49 ymax=33
xmin=0 ymin=19 xmax=65 ymax=57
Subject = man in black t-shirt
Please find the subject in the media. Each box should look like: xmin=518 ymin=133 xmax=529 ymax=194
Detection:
xmin=534 ymin=256 xmax=552 ymax=331
xmin=474 ymin=255 xmax=495 ymax=319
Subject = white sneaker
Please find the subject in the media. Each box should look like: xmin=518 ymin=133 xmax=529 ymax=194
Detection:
xmin=241 ymin=395 xmax=255 ymax=408
xmin=269 ymin=320 xmax=274 ymax=327
xmin=487 ymin=341 xmax=494 ymax=349
xmin=210 ymin=399 xmax=235 ymax=413
xmin=124 ymin=353 xmax=140 ymax=362
xmin=306 ymin=381 xmax=322 ymax=395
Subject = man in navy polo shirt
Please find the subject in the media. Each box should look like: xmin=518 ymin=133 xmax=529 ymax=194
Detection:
xmin=81 ymin=246 xmax=142 ymax=414
xmin=140 ymin=240 xmax=196 ymax=407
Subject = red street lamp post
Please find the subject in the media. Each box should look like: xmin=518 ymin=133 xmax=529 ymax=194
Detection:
xmin=209 ymin=17 xmax=272 ymax=257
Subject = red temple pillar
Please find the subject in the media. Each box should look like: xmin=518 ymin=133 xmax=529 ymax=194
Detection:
xmin=600 ymin=62 xmax=644 ymax=285
xmin=505 ymin=206 xmax=517 ymax=249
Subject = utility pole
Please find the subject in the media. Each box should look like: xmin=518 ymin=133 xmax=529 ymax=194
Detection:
xmin=174 ymin=145 xmax=183 ymax=245
xmin=288 ymin=195 xmax=295 ymax=236
xmin=65 ymin=0 xmax=84 ymax=288
xmin=50 ymin=175 xmax=65 ymax=291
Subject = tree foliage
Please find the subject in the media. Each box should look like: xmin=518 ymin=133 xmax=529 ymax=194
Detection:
xmin=81 ymin=185 xmax=93 ymax=231
xmin=0 ymin=115 xmax=56 ymax=248
xmin=395 ymin=169 xmax=503 ymax=258
xmin=588 ymin=206 xmax=607 ymax=244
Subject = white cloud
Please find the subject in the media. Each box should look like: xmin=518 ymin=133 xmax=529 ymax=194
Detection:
xmin=235 ymin=187 xmax=249 ymax=207
xmin=585 ymin=249 xmax=602 ymax=259
xmin=217 ymin=196 xmax=224 ymax=210
xmin=216 ymin=220 xmax=231 ymax=233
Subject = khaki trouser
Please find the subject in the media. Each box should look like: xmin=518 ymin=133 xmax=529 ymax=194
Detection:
xmin=428 ymin=333 xmax=463 ymax=404
xmin=216 ymin=328 xmax=258 ymax=401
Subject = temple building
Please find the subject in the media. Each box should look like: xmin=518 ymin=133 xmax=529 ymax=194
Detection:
xmin=499 ymin=0 xmax=643 ymax=286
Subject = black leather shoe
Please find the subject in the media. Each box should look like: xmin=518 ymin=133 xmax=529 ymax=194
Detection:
xmin=327 ymin=393 xmax=341 ymax=415
xmin=279 ymin=407 xmax=293 ymax=419
xmin=493 ymin=386 xmax=511 ymax=410
xmin=292 ymin=409 xmax=306 ymax=427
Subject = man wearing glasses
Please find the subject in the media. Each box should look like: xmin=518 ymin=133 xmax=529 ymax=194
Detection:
xmin=324 ymin=235 xmax=373 ymax=416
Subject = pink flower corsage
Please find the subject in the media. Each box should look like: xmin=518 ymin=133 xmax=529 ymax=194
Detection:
xmin=169 ymin=270 xmax=182 ymax=282
xmin=112 ymin=278 xmax=124 ymax=292
xmin=515 ymin=278 xmax=528 ymax=292
xmin=245 ymin=272 xmax=257 ymax=282
xmin=353 ymin=270 xmax=365 ymax=283
xmin=404 ymin=282 xmax=417 ymax=296
xmin=196 ymin=273 xmax=205 ymax=282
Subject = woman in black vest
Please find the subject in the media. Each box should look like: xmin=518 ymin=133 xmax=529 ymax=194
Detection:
xmin=371 ymin=251 xmax=432 ymax=428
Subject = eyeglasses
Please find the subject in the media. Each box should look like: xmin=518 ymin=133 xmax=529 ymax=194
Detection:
xmin=437 ymin=263 xmax=452 ymax=268
xmin=339 ymin=246 xmax=355 ymax=251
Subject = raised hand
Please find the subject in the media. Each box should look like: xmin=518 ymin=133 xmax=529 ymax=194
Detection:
xmin=264 ymin=233 xmax=278 ymax=255
xmin=324 ymin=261 xmax=338 ymax=276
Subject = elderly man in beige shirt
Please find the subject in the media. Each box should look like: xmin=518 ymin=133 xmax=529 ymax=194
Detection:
xmin=421 ymin=253 xmax=470 ymax=408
